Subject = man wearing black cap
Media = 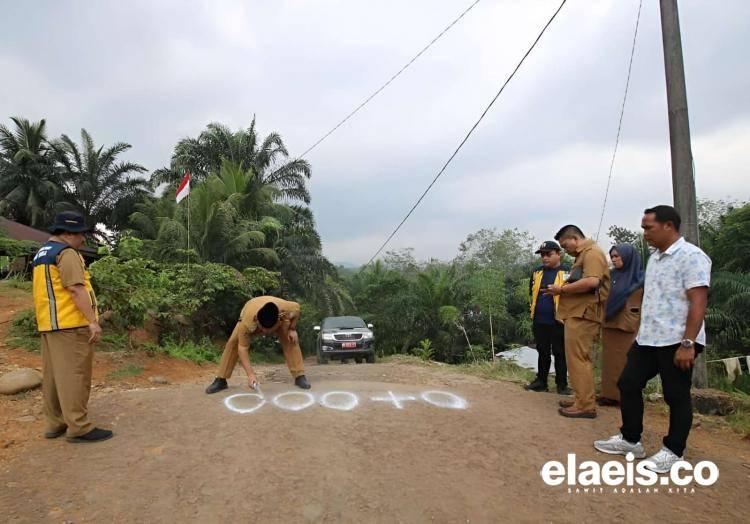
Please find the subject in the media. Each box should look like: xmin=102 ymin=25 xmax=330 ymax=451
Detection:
xmin=31 ymin=211 xmax=113 ymax=443
xmin=525 ymin=241 xmax=571 ymax=394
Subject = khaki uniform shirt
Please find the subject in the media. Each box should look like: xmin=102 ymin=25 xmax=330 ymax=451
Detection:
xmin=557 ymin=239 xmax=611 ymax=323
xmin=236 ymin=296 xmax=301 ymax=347
xmin=50 ymin=236 xmax=86 ymax=288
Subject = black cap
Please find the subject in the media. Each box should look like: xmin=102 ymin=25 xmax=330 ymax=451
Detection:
xmin=535 ymin=241 xmax=561 ymax=254
xmin=49 ymin=211 xmax=91 ymax=233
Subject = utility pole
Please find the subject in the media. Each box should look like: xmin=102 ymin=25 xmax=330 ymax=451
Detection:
xmin=659 ymin=0 xmax=706 ymax=388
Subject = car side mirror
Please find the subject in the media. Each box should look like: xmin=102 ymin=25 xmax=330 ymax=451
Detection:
xmin=367 ymin=324 xmax=374 ymax=329
xmin=313 ymin=326 xmax=321 ymax=332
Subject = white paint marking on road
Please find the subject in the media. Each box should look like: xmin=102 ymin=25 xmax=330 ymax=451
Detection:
xmin=420 ymin=391 xmax=468 ymax=410
xmin=272 ymin=391 xmax=316 ymax=412
xmin=370 ymin=390 xmax=417 ymax=410
xmin=224 ymin=393 xmax=267 ymax=414
xmin=319 ymin=391 xmax=359 ymax=411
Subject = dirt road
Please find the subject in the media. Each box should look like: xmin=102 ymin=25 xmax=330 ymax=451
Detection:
xmin=1 ymin=358 xmax=749 ymax=523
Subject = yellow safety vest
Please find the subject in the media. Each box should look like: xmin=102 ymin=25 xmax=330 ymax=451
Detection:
xmin=529 ymin=267 xmax=567 ymax=321
xmin=32 ymin=241 xmax=98 ymax=332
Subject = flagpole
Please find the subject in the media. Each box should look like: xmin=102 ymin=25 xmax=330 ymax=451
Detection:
xmin=187 ymin=190 xmax=190 ymax=269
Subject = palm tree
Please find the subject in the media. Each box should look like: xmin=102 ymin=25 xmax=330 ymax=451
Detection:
xmin=706 ymin=271 xmax=750 ymax=353
xmin=51 ymin=129 xmax=149 ymax=242
xmin=0 ymin=117 xmax=61 ymax=227
xmin=161 ymin=118 xmax=311 ymax=204
xmin=130 ymin=161 xmax=282 ymax=269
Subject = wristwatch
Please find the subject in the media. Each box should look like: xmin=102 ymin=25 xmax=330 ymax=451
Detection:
xmin=680 ymin=339 xmax=695 ymax=349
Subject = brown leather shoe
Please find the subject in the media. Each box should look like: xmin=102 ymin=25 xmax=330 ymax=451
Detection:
xmin=558 ymin=406 xmax=597 ymax=419
xmin=558 ymin=398 xmax=575 ymax=408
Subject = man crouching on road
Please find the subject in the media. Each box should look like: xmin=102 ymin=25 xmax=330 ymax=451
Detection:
xmin=205 ymin=296 xmax=311 ymax=394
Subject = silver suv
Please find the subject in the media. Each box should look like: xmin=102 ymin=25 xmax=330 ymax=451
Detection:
xmin=314 ymin=316 xmax=375 ymax=364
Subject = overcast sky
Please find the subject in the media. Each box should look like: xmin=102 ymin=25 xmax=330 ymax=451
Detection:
xmin=2 ymin=0 xmax=748 ymax=264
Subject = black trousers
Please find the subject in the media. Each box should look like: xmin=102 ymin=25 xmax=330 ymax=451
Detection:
xmin=618 ymin=343 xmax=696 ymax=456
xmin=532 ymin=322 xmax=567 ymax=388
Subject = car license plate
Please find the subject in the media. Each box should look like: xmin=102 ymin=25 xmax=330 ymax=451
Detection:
xmin=342 ymin=342 xmax=357 ymax=349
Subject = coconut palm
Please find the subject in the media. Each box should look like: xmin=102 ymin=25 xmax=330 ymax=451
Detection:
xmin=51 ymin=129 xmax=149 ymax=242
xmin=160 ymin=118 xmax=311 ymax=204
xmin=0 ymin=117 xmax=61 ymax=227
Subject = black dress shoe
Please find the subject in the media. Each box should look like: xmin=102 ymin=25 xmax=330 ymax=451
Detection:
xmin=205 ymin=377 xmax=228 ymax=394
xmin=596 ymin=396 xmax=620 ymax=407
xmin=67 ymin=427 xmax=114 ymax=443
xmin=294 ymin=375 xmax=311 ymax=389
xmin=557 ymin=386 xmax=573 ymax=395
xmin=44 ymin=428 xmax=67 ymax=439
xmin=524 ymin=379 xmax=548 ymax=392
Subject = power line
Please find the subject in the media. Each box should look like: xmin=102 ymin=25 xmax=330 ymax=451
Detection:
xmin=366 ymin=0 xmax=568 ymax=266
xmin=595 ymin=0 xmax=643 ymax=242
xmin=297 ymin=0 xmax=483 ymax=159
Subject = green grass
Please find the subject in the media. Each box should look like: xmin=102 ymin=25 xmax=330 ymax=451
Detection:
xmin=251 ymin=351 xmax=287 ymax=364
xmin=458 ymin=359 xmax=536 ymax=384
xmin=100 ymin=332 xmax=130 ymax=352
xmin=0 ymin=276 xmax=32 ymax=291
xmin=5 ymin=336 xmax=40 ymax=352
xmin=107 ymin=363 xmax=143 ymax=379
xmin=6 ymin=308 xmax=39 ymax=352
xmin=145 ymin=338 xmax=220 ymax=364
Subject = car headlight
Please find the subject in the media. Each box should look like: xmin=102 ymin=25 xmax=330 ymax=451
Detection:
xmin=322 ymin=333 xmax=335 ymax=342
xmin=362 ymin=332 xmax=374 ymax=340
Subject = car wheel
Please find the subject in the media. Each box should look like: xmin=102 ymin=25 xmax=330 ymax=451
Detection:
xmin=317 ymin=351 xmax=328 ymax=364
xmin=366 ymin=353 xmax=375 ymax=364
xmin=341 ymin=358 xmax=350 ymax=364
xmin=354 ymin=357 xmax=363 ymax=364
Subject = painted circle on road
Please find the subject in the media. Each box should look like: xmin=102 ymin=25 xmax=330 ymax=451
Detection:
xmin=224 ymin=393 xmax=267 ymax=414
xmin=273 ymin=391 xmax=316 ymax=412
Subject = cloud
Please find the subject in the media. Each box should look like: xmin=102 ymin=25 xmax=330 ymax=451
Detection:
xmin=0 ymin=0 xmax=747 ymax=265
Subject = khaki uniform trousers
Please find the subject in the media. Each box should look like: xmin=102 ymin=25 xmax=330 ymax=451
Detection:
xmin=601 ymin=328 xmax=637 ymax=402
xmin=41 ymin=327 xmax=94 ymax=437
xmin=217 ymin=322 xmax=305 ymax=379
xmin=564 ymin=317 xmax=600 ymax=412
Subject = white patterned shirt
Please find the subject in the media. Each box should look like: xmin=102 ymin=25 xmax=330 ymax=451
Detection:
xmin=636 ymin=237 xmax=712 ymax=347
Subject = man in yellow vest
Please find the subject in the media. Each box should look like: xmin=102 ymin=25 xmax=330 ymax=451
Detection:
xmin=525 ymin=241 xmax=571 ymax=395
xmin=32 ymin=211 xmax=112 ymax=443
xmin=205 ymin=296 xmax=311 ymax=394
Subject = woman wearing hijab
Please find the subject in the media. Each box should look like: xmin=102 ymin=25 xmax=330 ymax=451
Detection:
xmin=599 ymin=244 xmax=645 ymax=406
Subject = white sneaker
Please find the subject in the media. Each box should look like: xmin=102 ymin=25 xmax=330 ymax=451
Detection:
xmin=642 ymin=447 xmax=683 ymax=474
xmin=593 ymin=434 xmax=646 ymax=459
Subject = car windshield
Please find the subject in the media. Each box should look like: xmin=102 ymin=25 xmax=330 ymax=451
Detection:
xmin=322 ymin=316 xmax=367 ymax=329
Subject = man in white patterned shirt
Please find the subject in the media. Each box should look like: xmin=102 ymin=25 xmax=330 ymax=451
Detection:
xmin=594 ymin=205 xmax=711 ymax=473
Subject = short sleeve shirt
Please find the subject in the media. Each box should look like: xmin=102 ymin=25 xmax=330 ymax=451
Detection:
xmin=556 ymin=240 xmax=611 ymax=323
xmin=636 ymin=237 xmax=712 ymax=347
xmin=51 ymin=236 xmax=86 ymax=288
xmin=236 ymin=296 xmax=301 ymax=347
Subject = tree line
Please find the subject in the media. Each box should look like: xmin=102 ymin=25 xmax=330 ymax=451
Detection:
xmin=1 ymin=115 xmax=748 ymax=366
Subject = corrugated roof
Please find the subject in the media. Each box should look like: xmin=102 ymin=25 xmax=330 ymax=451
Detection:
xmin=0 ymin=217 xmax=50 ymax=243
xmin=0 ymin=217 xmax=100 ymax=256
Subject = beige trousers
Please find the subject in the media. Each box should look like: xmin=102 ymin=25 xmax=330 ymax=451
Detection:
xmin=564 ymin=317 xmax=600 ymax=412
xmin=41 ymin=328 xmax=94 ymax=437
xmin=601 ymin=328 xmax=637 ymax=402
xmin=217 ymin=322 xmax=305 ymax=379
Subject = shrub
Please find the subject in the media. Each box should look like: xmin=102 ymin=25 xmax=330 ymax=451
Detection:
xmin=147 ymin=337 xmax=220 ymax=364
xmin=10 ymin=308 xmax=37 ymax=338
xmin=411 ymin=339 xmax=435 ymax=361
xmin=89 ymin=256 xmax=163 ymax=328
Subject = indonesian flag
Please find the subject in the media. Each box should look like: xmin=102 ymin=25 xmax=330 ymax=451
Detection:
xmin=175 ymin=172 xmax=190 ymax=203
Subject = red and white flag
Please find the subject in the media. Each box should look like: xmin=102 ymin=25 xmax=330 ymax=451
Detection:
xmin=175 ymin=172 xmax=191 ymax=203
